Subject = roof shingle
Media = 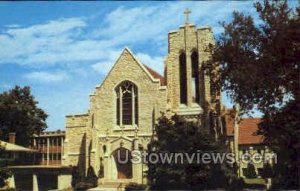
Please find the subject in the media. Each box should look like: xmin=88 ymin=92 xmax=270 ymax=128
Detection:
xmin=225 ymin=110 xmax=264 ymax=145
xmin=143 ymin=65 xmax=166 ymax=86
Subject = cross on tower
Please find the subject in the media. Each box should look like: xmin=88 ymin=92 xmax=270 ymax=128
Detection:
xmin=184 ymin=8 xmax=191 ymax=25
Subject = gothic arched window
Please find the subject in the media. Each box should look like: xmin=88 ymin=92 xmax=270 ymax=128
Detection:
xmin=191 ymin=51 xmax=200 ymax=103
xmin=116 ymin=81 xmax=138 ymax=126
xmin=179 ymin=52 xmax=187 ymax=104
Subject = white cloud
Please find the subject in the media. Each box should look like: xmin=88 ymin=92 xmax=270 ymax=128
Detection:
xmin=136 ymin=53 xmax=164 ymax=75
xmin=0 ymin=2 xmax=256 ymax=69
xmin=0 ymin=2 xmax=261 ymax=130
xmin=0 ymin=17 xmax=91 ymax=66
xmin=24 ymin=71 xmax=68 ymax=82
xmin=91 ymin=49 xmax=122 ymax=75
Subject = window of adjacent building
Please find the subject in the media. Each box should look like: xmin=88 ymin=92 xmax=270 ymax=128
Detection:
xmin=116 ymin=81 xmax=138 ymax=126
xmin=179 ymin=52 xmax=187 ymax=104
xmin=191 ymin=51 xmax=200 ymax=103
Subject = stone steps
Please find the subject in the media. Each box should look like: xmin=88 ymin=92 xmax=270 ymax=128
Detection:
xmin=88 ymin=181 xmax=126 ymax=191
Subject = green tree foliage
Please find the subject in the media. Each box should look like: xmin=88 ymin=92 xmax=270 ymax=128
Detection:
xmin=0 ymin=168 xmax=11 ymax=188
xmin=0 ymin=86 xmax=47 ymax=146
xmin=260 ymin=99 xmax=299 ymax=188
xmin=0 ymin=147 xmax=12 ymax=188
xmin=124 ymin=183 xmax=147 ymax=191
xmin=262 ymin=162 xmax=273 ymax=179
xmin=147 ymin=115 xmax=235 ymax=190
xmin=72 ymin=166 xmax=98 ymax=190
xmin=213 ymin=0 xmax=299 ymax=112
xmin=213 ymin=0 xmax=299 ymax=188
xmin=244 ymin=163 xmax=257 ymax=179
xmin=71 ymin=166 xmax=81 ymax=187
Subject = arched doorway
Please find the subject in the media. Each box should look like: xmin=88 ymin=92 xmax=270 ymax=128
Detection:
xmin=112 ymin=147 xmax=132 ymax=179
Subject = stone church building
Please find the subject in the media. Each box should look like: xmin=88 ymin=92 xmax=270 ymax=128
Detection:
xmin=62 ymin=17 xmax=225 ymax=185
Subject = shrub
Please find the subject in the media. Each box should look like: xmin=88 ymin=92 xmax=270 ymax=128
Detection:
xmin=74 ymin=182 xmax=94 ymax=191
xmin=227 ymin=177 xmax=244 ymax=191
xmin=71 ymin=166 xmax=81 ymax=187
xmin=86 ymin=166 xmax=98 ymax=187
xmin=244 ymin=163 xmax=257 ymax=179
xmin=125 ymin=183 xmax=147 ymax=191
xmin=0 ymin=168 xmax=12 ymax=188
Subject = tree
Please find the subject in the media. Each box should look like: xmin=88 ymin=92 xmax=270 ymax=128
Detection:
xmin=0 ymin=86 xmax=47 ymax=146
xmin=0 ymin=147 xmax=12 ymax=188
xmin=147 ymin=115 xmax=234 ymax=190
xmin=0 ymin=168 xmax=11 ymax=188
xmin=213 ymin=0 xmax=299 ymax=188
xmin=262 ymin=162 xmax=273 ymax=179
xmin=259 ymin=99 xmax=299 ymax=188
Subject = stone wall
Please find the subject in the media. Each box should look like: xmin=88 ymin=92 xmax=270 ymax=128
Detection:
xmin=165 ymin=24 xmax=216 ymax=119
xmin=64 ymin=114 xmax=88 ymax=176
xmin=90 ymin=48 xmax=167 ymax=136
xmin=63 ymin=22 xmax=221 ymax=184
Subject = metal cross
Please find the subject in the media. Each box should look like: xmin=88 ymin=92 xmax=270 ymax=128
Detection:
xmin=184 ymin=8 xmax=191 ymax=25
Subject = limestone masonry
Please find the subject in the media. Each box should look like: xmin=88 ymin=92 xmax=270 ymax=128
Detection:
xmin=63 ymin=20 xmax=224 ymax=185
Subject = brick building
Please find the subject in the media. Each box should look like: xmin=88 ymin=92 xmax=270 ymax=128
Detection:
xmin=2 ymin=131 xmax=69 ymax=191
xmin=225 ymin=109 xmax=275 ymax=178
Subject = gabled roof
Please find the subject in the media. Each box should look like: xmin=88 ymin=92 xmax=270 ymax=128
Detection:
xmin=143 ymin=64 xmax=166 ymax=86
xmin=225 ymin=110 xmax=264 ymax=145
xmin=238 ymin=118 xmax=264 ymax=145
xmin=94 ymin=48 xmax=161 ymax=91
xmin=0 ymin=140 xmax=37 ymax=152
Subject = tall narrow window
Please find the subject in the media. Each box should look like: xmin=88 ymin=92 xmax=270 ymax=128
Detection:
xmin=191 ymin=51 xmax=200 ymax=103
xmin=116 ymin=81 xmax=138 ymax=126
xmin=179 ymin=52 xmax=187 ymax=104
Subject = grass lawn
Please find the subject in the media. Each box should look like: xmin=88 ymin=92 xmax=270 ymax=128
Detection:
xmin=244 ymin=178 xmax=266 ymax=185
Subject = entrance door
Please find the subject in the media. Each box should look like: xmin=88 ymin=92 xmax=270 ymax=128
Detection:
xmin=113 ymin=148 xmax=132 ymax=179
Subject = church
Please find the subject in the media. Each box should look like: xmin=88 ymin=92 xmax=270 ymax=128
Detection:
xmin=62 ymin=13 xmax=225 ymax=185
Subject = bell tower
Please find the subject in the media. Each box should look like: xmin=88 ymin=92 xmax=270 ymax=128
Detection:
xmin=165 ymin=9 xmax=221 ymax=129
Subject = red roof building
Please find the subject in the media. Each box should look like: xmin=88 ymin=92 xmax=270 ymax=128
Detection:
xmin=143 ymin=64 xmax=166 ymax=86
xmin=225 ymin=110 xmax=264 ymax=145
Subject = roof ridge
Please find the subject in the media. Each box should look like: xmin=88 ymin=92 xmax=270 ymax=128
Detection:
xmin=143 ymin=64 xmax=166 ymax=86
xmin=143 ymin=64 xmax=163 ymax=77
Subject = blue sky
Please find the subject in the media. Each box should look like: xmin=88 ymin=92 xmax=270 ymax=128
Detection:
xmin=0 ymin=1 xmax=296 ymax=131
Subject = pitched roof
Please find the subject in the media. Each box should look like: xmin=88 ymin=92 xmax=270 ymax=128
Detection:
xmin=238 ymin=118 xmax=264 ymax=145
xmin=0 ymin=140 xmax=38 ymax=152
xmin=94 ymin=48 xmax=162 ymax=91
xmin=225 ymin=110 xmax=264 ymax=145
xmin=143 ymin=64 xmax=166 ymax=86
